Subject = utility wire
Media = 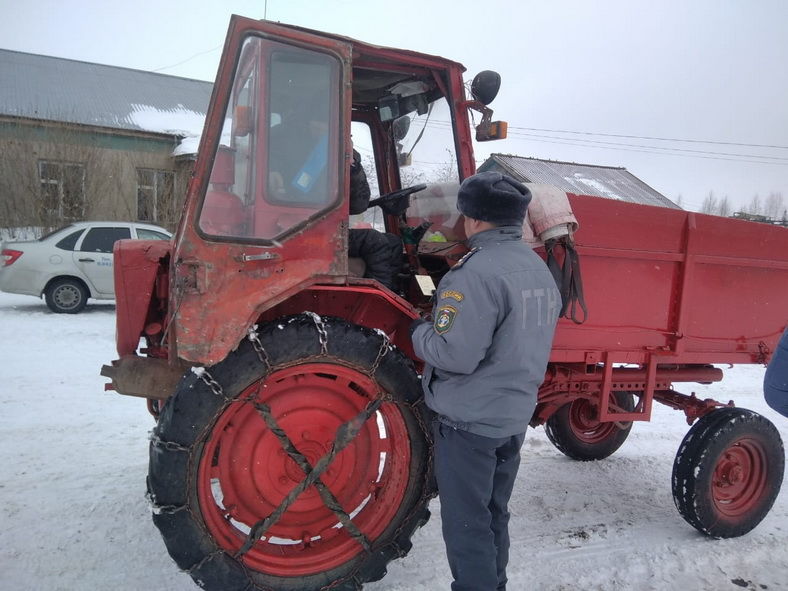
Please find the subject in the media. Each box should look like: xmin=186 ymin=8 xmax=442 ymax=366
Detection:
xmin=507 ymin=125 xmax=788 ymax=151
xmin=505 ymin=131 xmax=788 ymax=162
xmin=152 ymin=44 xmax=223 ymax=73
xmin=428 ymin=118 xmax=788 ymax=150
xmin=422 ymin=119 xmax=788 ymax=165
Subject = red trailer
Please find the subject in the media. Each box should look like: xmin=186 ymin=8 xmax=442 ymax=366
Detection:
xmin=102 ymin=16 xmax=787 ymax=591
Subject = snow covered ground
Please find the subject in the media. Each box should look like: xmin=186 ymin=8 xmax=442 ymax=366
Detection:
xmin=1 ymin=291 xmax=786 ymax=591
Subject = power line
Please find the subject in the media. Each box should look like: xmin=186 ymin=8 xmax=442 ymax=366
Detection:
xmin=428 ymin=118 xmax=788 ymax=150
xmin=152 ymin=44 xmax=222 ymax=73
xmin=422 ymin=119 xmax=788 ymax=166
xmin=504 ymin=131 xmax=788 ymax=163
xmin=507 ymin=125 xmax=788 ymax=151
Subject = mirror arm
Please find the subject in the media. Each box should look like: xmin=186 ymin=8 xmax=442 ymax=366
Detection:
xmin=461 ymin=100 xmax=508 ymax=142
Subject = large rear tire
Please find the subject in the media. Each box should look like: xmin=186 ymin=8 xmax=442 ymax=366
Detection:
xmin=148 ymin=314 xmax=433 ymax=590
xmin=544 ymin=391 xmax=635 ymax=461
xmin=672 ymin=407 xmax=784 ymax=538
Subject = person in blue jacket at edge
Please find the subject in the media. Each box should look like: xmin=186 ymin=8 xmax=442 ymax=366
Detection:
xmin=410 ymin=171 xmax=561 ymax=591
xmin=764 ymin=327 xmax=788 ymax=418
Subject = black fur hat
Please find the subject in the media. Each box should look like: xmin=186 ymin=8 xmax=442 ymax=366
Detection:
xmin=457 ymin=171 xmax=531 ymax=226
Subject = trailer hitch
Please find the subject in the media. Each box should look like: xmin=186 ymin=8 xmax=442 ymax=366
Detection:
xmin=653 ymin=389 xmax=735 ymax=425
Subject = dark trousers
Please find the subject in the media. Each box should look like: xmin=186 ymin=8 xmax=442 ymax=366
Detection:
xmin=432 ymin=421 xmax=526 ymax=591
xmin=348 ymin=228 xmax=402 ymax=290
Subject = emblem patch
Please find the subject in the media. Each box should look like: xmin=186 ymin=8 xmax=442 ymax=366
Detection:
xmin=434 ymin=305 xmax=457 ymax=334
xmin=441 ymin=290 xmax=464 ymax=302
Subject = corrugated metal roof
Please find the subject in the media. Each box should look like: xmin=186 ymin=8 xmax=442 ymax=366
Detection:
xmin=479 ymin=154 xmax=681 ymax=209
xmin=0 ymin=49 xmax=211 ymax=137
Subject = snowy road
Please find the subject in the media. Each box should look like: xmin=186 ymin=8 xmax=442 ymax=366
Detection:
xmin=1 ymin=292 xmax=786 ymax=591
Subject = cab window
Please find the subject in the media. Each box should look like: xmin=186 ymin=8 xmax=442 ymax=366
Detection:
xmin=199 ymin=36 xmax=341 ymax=242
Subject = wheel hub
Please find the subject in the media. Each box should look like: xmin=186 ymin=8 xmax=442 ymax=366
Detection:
xmin=196 ymin=362 xmax=412 ymax=576
xmin=55 ymin=286 xmax=79 ymax=308
xmin=712 ymin=438 xmax=768 ymax=517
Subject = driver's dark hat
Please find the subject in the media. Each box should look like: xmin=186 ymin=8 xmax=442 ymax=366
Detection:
xmin=457 ymin=171 xmax=531 ymax=226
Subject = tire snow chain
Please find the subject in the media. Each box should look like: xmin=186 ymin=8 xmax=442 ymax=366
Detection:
xmin=182 ymin=550 xmax=224 ymax=577
xmin=305 ymin=311 xmax=330 ymax=356
xmin=193 ymin=366 xmax=230 ymax=401
xmin=237 ymin=394 xmax=383 ymax=558
xmin=145 ymin=490 xmax=189 ymax=516
xmin=368 ymin=328 xmax=391 ymax=377
xmin=247 ymin=324 xmax=273 ymax=372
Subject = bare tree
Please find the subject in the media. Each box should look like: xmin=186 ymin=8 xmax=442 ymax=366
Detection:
xmin=717 ymin=195 xmax=732 ymax=217
xmin=746 ymin=193 xmax=762 ymax=216
xmin=700 ymin=191 xmax=718 ymax=215
xmin=764 ymin=192 xmax=784 ymax=220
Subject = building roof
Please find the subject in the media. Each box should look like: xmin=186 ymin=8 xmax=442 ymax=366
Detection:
xmin=0 ymin=48 xmax=211 ymax=139
xmin=479 ymin=154 xmax=681 ymax=209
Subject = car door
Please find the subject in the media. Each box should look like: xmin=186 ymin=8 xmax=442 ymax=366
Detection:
xmin=73 ymin=226 xmax=131 ymax=295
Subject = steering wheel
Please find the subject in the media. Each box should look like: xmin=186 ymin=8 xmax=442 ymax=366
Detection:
xmin=368 ymin=183 xmax=428 ymax=216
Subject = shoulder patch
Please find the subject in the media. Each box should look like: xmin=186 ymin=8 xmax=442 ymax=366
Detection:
xmin=452 ymin=247 xmax=480 ymax=270
xmin=434 ymin=305 xmax=457 ymax=335
xmin=440 ymin=289 xmax=464 ymax=302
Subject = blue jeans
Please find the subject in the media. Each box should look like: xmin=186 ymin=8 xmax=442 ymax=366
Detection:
xmin=432 ymin=420 xmax=526 ymax=591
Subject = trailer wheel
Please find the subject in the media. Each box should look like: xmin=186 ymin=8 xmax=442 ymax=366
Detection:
xmin=148 ymin=314 xmax=433 ymax=591
xmin=544 ymin=391 xmax=635 ymax=461
xmin=672 ymin=407 xmax=784 ymax=538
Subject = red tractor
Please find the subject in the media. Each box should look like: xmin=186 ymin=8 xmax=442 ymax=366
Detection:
xmin=103 ymin=16 xmax=787 ymax=591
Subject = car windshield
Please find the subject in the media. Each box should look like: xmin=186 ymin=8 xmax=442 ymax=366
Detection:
xmin=39 ymin=224 xmax=75 ymax=241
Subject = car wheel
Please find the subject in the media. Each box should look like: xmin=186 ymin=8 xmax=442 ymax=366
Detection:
xmin=45 ymin=278 xmax=89 ymax=313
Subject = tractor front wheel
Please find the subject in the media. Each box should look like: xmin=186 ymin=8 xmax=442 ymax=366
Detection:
xmin=544 ymin=391 xmax=635 ymax=461
xmin=672 ymin=407 xmax=784 ymax=538
xmin=147 ymin=315 xmax=433 ymax=591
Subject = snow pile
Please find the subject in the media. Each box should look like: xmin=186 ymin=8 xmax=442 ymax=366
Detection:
xmin=564 ymin=172 xmax=623 ymax=200
xmin=127 ymin=103 xmax=205 ymax=157
xmin=0 ymin=291 xmax=786 ymax=590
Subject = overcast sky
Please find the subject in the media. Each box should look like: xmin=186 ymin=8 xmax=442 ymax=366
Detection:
xmin=2 ymin=0 xmax=786 ymax=212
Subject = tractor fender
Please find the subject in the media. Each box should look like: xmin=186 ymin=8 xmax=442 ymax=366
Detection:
xmin=257 ymin=282 xmax=421 ymax=362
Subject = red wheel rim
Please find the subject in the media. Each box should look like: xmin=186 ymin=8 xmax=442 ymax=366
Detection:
xmin=711 ymin=437 xmax=768 ymax=517
xmin=196 ymin=363 xmax=411 ymax=576
xmin=568 ymin=398 xmax=618 ymax=444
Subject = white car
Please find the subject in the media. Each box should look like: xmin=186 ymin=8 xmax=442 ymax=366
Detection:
xmin=0 ymin=221 xmax=171 ymax=313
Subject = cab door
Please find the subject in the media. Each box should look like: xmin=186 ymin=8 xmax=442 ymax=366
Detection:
xmin=171 ymin=16 xmax=353 ymax=364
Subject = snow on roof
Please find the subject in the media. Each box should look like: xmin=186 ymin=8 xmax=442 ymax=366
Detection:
xmin=0 ymin=48 xmax=211 ymax=155
xmin=480 ymin=154 xmax=681 ymax=209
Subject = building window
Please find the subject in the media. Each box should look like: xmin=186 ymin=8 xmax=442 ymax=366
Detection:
xmin=38 ymin=161 xmax=86 ymax=221
xmin=137 ymin=169 xmax=174 ymax=222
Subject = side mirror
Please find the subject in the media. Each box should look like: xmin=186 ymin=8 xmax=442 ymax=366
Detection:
xmin=471 ymin=70 xmax=501 ymax=106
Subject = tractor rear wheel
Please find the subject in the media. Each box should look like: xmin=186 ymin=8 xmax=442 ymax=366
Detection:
xmin=672 ymin=407 xmax=784 ymax=538
xmin=148 ymin=314 xmax=433 ymax=591
xmin=544 ymin=391 xmax=635 ymax=461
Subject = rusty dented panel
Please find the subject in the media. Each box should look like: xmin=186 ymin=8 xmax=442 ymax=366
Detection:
xmin=114 ymin=240 xmax=171 ymax=357
xmin=101 ymin=355 xmax=193 ymax=399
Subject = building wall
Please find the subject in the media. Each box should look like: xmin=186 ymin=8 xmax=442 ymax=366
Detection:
xmin=0 ymin=117 xmax=192 ymax=233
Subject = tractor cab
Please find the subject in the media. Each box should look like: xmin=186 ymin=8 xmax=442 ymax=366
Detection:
xmin=168 ymin=16 xmax=506 ymax=364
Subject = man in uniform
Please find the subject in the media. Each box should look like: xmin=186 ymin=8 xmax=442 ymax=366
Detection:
xmin=410 ymin=171 xmax=561 ymax=591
